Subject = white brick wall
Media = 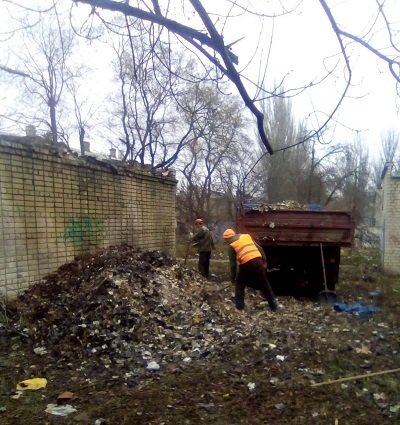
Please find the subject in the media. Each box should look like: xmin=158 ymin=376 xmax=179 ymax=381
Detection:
xmin=381 ymin=164 xmax=400 ymax=274
xmin=0 ymin=136 xmax=177 ymax=299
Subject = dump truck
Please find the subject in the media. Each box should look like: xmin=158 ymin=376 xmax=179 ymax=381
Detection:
xmin=237 ymin=203 xmax=356 ymax=296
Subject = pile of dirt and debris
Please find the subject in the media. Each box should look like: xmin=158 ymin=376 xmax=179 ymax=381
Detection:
xmin=2 ymin=247 xmax=400 ymax=424
xmin=11 ymin=245 xmax=279 ymax=380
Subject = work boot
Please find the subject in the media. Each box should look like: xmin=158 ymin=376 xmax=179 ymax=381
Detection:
xmin=235 ymin=300 xmax=245 ymax=310
xmin=270 ymin=301 xmax=284 ymax=311
xmin=228 ymin=297 xmax=243 ymax=310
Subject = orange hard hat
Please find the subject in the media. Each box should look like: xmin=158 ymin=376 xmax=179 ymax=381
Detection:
xmin=223 ymin=228 xmax=236 ymax=239
xmin=194 ymin=218 xmax=203 ymax=225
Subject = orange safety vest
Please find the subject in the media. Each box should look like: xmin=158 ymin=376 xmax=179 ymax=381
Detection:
xmin=230 ymin=234 xmax=261 ymax=264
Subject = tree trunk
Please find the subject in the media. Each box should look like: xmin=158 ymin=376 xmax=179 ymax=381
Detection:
xmin=49 ymin=98 xmax=58 ymax=144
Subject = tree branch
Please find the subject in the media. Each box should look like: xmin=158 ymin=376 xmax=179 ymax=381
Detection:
xmin=0 ymin=64 xmax=30 ymax=78
xmin=73 ymin=0 xmax=273 ymax=154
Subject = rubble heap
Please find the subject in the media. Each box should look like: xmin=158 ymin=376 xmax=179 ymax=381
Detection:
xmin=14 ymin=245 xmax=272 ymax=378
xmin=253 ymin=200 xmax=306 ymax=211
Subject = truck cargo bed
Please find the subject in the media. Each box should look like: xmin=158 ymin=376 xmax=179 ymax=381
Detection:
xmin=237 ymin=208 xmax=355 ymax=247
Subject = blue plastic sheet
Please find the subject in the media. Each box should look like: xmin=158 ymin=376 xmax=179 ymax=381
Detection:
xmin=333 ymin=302 xmax=381 ymax=317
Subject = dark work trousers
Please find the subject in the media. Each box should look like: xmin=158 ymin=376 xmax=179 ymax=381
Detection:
xmin=198 ymin=251 xmax=211 ymax=279
xmin=235 ymin=257 xmax=277 ymax=309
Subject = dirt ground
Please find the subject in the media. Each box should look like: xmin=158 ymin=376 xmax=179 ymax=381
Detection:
xmin=0 ymin=247 xmax=399 ymax=425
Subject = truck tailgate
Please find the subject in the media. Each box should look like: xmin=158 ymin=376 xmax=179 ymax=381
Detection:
xmin=237 ymin=209 xmax=355 ymax=247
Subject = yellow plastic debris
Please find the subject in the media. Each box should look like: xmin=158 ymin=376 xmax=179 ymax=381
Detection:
xmin=355 ymin=346 xmax=371 ymax=355
xmin=192 ymin=313 xmax=202 ymax=325
xmin=16 ymin=378 xmax=48 ymax=391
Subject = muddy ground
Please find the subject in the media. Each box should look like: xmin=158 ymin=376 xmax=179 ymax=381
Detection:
xmin=0 ymin=247 xmax=399 ymax=424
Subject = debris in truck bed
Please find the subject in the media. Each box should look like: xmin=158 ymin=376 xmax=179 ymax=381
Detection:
xmin=244 ymin=200 xmax=307 ymax=212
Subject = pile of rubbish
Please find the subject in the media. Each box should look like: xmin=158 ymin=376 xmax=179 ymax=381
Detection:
xmin=13 ymin=245 xmax=273 ymax=378
xmin=5 ymin=245 xmax=399 ymax=422
xmin=247 ymin=200 xmax=307 ymax=212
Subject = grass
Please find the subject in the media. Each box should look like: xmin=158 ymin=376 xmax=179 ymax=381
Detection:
xmin=1 ymin=247 xmax=400 ymax=424
xmin=175 ymin=240 xmax=228 ymax=258
xmin=176 ymin=240 xmax=231 ymax=280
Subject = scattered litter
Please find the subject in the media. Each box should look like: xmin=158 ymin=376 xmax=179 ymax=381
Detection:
xmin=373 ymin=393 xmax=386 ymax=402
xmin=355 ymin=346 xmax=372 ymax=355
xmin=2 ymin=244 xmax=397 ymax=423
xmin=368 ymin=290 xmax=383 ymax=299
xmin=247 ymin=382 xmax=256 ymax=391
xmin=334 ymin=302 xmax=381 ymax=317
xmin=197 ymin=402 xmax=215 ymax=409
xmin=10 ymin=391 xmax=23 ymax=400
xmin=33 ymin=347 xmax=47 ymax=355
xmin=11 ymin=245 xmax=304 ymax=379
xmin=146 ymin=361 xmax=160 ymax=371
xmin=141 ymin=351 xmax=152 ymax=360
xmin=16 ymin=378 xmax=47 ymax=391
xmin=0 ymin=406 xmax=7 ymax=413
xmin=57 ymin=391 xmax=75 ymax=404
xmin=389 ymin=404 xmax=400 ymax=414
xmin=45 ymin=404 xmax=77 ymax=416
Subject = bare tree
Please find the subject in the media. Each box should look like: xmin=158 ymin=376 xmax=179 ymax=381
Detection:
xmin=72 ymin=0 xmax=400 ymax=156
xmin=107 ymin=22 xmax=199 ymax=168
xmin=317 ymin=147 xmax=355 ymax=207
xmin=0 ymin=2 xmax=75 ymax=143
xmin=258 ymin=93 xmax=310 ymax=203
xmin=324 ymin=138 xmax=371 ymax=213
xmin=72 ymin=0 xmax=286 ymax=154
xmin=62 ymin=75 xmax=99 ymax=154
xmin=380 ymin=129 xmax=399 ymax=164
xmin=253 ymin=91 xmax=364 ymax=207
xmin=177 ymin=83 xmax=249 ymax=226
xmin=305 ymin=138 xmax=349 ymax=205
xmin=217 ymin=136 xmax=260 ymax=222
xmin=371 ymin=129 xmax=400 ymax=188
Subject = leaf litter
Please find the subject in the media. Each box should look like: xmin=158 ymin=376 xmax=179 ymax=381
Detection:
xmin=1 ymin=245 xmax=400 ymax=424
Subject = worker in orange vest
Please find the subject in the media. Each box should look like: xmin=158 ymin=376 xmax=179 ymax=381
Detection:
xmin=223 ymin=228 xmax=282 ymax=311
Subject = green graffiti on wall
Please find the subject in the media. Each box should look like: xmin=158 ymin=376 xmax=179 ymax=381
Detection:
xmin=64 ymin=216 xmax=104 ymax=247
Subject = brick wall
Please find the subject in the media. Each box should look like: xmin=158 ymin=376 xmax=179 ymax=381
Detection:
xmin=0 ymin=136 xmax=177 ymax=299
xmin=381 ymin=164 xmax=400 ymax=274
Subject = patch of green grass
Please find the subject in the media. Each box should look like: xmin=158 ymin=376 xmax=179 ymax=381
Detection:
xmin=175 ymin=240 xmax=227 ymax=258
xmin=0 ymin=391 xmax=46 ymax=425
xmin=2 ymin=248 xmax=400 ymax=424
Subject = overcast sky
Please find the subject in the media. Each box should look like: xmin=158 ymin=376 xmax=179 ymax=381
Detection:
xmin=211 ymin=0 xmax=400 ymax=157
xmin=1 ymin=0 xmax=399 ymax=158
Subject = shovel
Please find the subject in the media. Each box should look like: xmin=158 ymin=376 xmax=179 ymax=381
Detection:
xmin=318 ymin=243 xmax=337 ymax=305
xmin=177 ymin=240 xmax=191 ymax=280
xmin=183 ymin=239 xmax=191 ymax=267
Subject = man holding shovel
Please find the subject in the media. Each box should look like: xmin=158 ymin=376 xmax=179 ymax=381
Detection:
xmin=192 ymin=218 xmax=214 ymax=279
xmin=223 ymin=228 xmax=282 ymax=311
